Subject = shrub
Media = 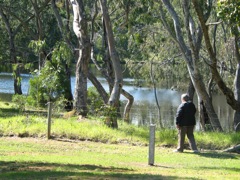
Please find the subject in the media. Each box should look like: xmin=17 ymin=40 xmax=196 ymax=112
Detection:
xmin=12 ymin=94 xmax=27 ymax=112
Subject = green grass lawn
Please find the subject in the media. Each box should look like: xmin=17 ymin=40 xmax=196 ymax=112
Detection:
xmin=1 ymin=101 xmax=240 ymax=179
xmin=0 ymin=137 xmax=240 ymax=180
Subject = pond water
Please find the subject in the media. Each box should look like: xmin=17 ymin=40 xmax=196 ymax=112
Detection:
xmin=0 ymin=73 xmax=234 ymax=131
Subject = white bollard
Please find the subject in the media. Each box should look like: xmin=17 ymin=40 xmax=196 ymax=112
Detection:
xmin=47 ymin=102 xmax=52 ymax=139
xmin=148 ymin=124 xmax=156 ymax=166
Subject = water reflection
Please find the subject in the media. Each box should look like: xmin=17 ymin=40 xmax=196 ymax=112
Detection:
xmin=0 ymin=73 xmax=234 ymax=131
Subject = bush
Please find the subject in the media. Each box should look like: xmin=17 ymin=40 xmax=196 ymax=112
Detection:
xmin=87 ymin=87 xmax=105 ymax=115
xmin=12 ymin=94 xmax=27 ymax=112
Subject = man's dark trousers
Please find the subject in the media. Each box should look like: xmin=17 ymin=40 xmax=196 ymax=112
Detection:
xmin=177 ymin=126 xmax=197 ymax=152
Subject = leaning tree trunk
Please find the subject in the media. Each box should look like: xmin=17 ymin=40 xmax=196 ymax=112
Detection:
xmin=192 ymin=0 xmax=240 ymax=131
xmin=71 ymin=0 xmax=91 ymax=116
xmin=187 ymin=80 xmax=195 ymax=101
xmin=161 ymin=0 xmax=223 ymax=131
xmin=188 ymin=80 xmax=211 ymax=131
xmin=91 ymin=45 xmax=134 ymax=123
xmin=99 ymin=0 xmax=123 ymax=128
xmin=223 ymin=144 xmax=240 ymax=153
xmin=88 ymin=71 xmax=109 ymax=104
xmin=121 ymin=89 xmax=134 ymax=123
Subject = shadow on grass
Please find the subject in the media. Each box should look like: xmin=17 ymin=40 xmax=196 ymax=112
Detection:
xmin=196 ymin=165 xmax=240 ymax=173
xmin=0 ymin=108 xmax=48 ymax=118
xmin=195 ymin=151 xmax=238 ymax=160
xmin=0 ymin=108 xmax=20 ymax=118
xmin=0 ymin=161 xmax=200 ymax=180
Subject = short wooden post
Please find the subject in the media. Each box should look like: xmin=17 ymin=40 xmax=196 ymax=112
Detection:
xmin=148 ymin=124 xmax=156 ymax=166
xmin=47 ymin=102 xmax=52 ymax=139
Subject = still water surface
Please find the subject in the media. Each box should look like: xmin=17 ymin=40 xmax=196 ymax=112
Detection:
xmin=0 ymin=73 xmax=234 ymax=131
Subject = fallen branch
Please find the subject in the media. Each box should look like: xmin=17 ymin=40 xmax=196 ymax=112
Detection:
xmin=223 ymin=144 xmax=240 ymax=154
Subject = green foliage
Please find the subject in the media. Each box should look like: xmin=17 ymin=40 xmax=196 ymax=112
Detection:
xmin=195 ymin=131 xmax=240 ymax=150
xmin=28 ymin=41 xmax=73 ymax=106
xmin=87 ymin=87 xmax=105 ymax=115
xmin=217 ymin=0 xmax=240 ymax=27
xmin=12 ymin=94 xmax=27 ymax=112
xmin=52 ymin=96 xmax=69 ymax=114
xmin=28 ymin=40 xmax=47 ymax=55
xmin=157 ymin=128 xmax=177 ymax=146
xmin=97 ymin=105 xmax=118 ymax=118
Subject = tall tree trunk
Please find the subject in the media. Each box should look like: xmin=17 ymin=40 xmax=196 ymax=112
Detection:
xmin=161 ymin=0 xmax=223 ymax=131
xmin=99 ymin=0 xmax=123 ymax=128
xmin=150 ymin=61 xmax=163 ymax=128
xmin=71 ymin=0 xmax=91 ymax=116
xmin=0 ymin=7 xmax=22 ymax=95
xmin=91 ymin=46 xmax=134 ymax=123
xmin=233 ymin=39 xmax=240 ymax=130
xmin=192 ymin=0 xmax=240 ymax=131
xmin=121 ymin=89 xmax=134 ymax=123
xmin=187 ymin=80 xmax=195 ymax=101
xmin=102 ymin=19 xmax=114 ymax=93
xmin=188 ymin=80 xmax=211 ymax=131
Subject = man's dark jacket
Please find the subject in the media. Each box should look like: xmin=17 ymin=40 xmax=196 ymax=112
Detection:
xmin=176 ymin=101 xmax=196 ymax=126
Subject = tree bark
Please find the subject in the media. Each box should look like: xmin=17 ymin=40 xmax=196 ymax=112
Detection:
xmin=192 ymin=0 xmax=240 ymax=110
xmin=187 ymin=80 xmax=195 ymax=101
xmin=192 ymin=0 xmax=240 ymax=130
xmin=150 ymin=61 xmax=163 ymax=128
xmin=91 ymin=46 xmax=134 ymax=123
xmin=233 ymin=34 xmax=240 ymax=129
xmin=121 ymin=89 xmax=134 ymax=123
xmin=161 ymin=0 xmax=223 ymax=131
xmin=223 ymin=144 xmax=240 ymax=153
xmin=71 ymin=0 xmax=91 ymax=116
xmin=99 ymin=0 xmax=123 ymax=128
xmin=88 ymin=71 xmax=109 ymax=104
xmin=0 ymin=7 xmax=22 ymax=95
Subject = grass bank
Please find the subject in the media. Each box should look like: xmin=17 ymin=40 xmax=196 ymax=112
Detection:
xmin=1 ymin=113 xmax=240 ymax=150
xmin=0 ymin=101 xmax=240 ymax=150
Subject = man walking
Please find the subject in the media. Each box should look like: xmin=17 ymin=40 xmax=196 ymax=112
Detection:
xmin=174 ymin=93 xmax=199 ymax=153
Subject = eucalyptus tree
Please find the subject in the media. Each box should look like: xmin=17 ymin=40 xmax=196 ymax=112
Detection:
xmin=0 ymin=14 xmax=10 ymax=72
xmin=70 ymin=0 xmax=91 ymax=116
xmin=96 ymin=1 xmax=138 ymax=123
xmin=192 ymin=0 xmax=240 ymax=130
xmin=98 ymin=0 xmax=123 ymax=128
xmin=0 ymin=0 xmax=54 ymax=95
xmin=160 ymin=0 xmax=223 ymax=131
xmin=70 ymin=0 xmax=136 ymax=126
xmin=0 ymin=1 xmax=23 ymax=94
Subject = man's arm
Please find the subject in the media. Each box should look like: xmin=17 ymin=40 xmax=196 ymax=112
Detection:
xmin=176 ymin=104 xmax=184 ymax=128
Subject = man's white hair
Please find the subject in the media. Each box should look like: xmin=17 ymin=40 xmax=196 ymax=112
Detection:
xmin=181 ymin=93 xmax=189 ymax=101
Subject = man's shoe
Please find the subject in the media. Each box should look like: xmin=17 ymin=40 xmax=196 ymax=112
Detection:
xmin=193 ymin=150 xmax=200 ymax=153
xmin=173 ymin=149 xmax=183 ymax=153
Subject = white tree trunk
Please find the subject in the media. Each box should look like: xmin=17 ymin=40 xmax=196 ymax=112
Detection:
xmin=99 ymin=0 xmax=123 ymax=128
xmin=71 ymin=0 xmax=91 ymax=116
